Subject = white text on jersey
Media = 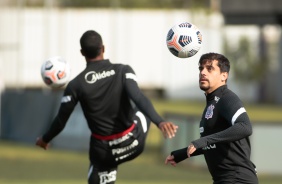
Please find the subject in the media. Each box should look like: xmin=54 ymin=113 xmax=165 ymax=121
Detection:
xmin=85 ymin=70 xmax=115 ymax=84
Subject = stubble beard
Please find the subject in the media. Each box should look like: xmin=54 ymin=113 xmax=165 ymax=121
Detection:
xmin=199 ymin=83 xmax=210 ymax=92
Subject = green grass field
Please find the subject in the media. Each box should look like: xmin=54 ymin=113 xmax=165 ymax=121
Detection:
xmin=1 ymin=135 xmax=282 ymax=184
xmin=1 ymin=99 xmax=282 ymax=183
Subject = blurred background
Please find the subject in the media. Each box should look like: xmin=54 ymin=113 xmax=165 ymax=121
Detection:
xmin=1 ymin=0 xmax=282 ymax=183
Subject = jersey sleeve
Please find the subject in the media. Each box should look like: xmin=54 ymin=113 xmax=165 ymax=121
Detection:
xmin=192 ymin=93 xmax=253 ymax=149
xmin=42 ymin=83 xmax=78 ymax=143
xmin=123 ymin=65 xmax=164 ymax=126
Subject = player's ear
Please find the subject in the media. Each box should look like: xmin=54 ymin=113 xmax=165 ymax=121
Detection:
xmin=101 ymin=45 xmax=105 ymax=53
xmin=221 ymin=72 xmax=228 ymax=82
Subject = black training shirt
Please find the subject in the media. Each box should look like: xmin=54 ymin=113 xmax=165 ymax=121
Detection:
xmin=43 ymin=59 xmax=164 ymax=143
xmin=171 ymin=85 xmax=258 ymax=184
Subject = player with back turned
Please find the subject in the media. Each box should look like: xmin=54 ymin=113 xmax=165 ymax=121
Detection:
xmin=165 ymin=53 xmax=258 ymax=184
xmin=36 ymin=30 xmax=178 ymax=184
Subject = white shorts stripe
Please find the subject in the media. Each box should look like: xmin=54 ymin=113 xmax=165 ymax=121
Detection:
xmin=231 ymin=107 xmax=246 ymax=125
xmin=126 ymin=73 xmax=137 ymax=82
xmin=136 ymin=111 xmax=147 ymax=133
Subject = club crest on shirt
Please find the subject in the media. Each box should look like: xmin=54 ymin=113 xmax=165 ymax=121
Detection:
xmin=205 ymin=104 xmax=215 ymax=119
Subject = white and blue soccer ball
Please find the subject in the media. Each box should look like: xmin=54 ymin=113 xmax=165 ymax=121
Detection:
xmin=41 ymin=56 xmax=71 ymax=88
xmin=166 ymin=22 xmax=203 ymax=58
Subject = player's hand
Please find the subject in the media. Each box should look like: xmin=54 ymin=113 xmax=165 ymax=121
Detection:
xmin=187 ymin=144 xmax=196 ymax=157
xmin=158 ymin=122 xmax=178 ymax=139
xmin=165 ymin=155 xmax=177 ymax=167
xmin=36 ymin=137 xmax=49 ymax=150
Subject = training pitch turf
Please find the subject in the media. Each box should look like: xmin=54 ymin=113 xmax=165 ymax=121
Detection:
xmin=0 ymin=137 xmax=282 ymax=184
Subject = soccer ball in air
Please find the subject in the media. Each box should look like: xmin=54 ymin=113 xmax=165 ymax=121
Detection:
xmin=41 ymin=56 xmax=71 ymax=88
xmin=166 ymin=22 xmax=203 ymax=58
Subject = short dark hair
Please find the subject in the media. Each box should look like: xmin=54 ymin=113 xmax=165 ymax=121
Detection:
xmin=80 ymin=30 xmax=103 ymax=58
xmin=199 ymin=52 xmax=230 ymax=73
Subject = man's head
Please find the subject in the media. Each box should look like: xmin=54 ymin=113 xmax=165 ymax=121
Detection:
xmin=198 ymin=53 xmax=230 ymax=94
xmin=80 ymin=30 xmax=104 ymax=59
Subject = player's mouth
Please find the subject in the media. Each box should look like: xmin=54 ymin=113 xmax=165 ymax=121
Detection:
xmin=199 ymin=78 xmax=208 ymax=82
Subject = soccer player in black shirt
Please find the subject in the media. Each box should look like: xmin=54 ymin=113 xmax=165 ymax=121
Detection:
xmin=36 ymin=30 xmax=178 ymax=184
xmin=165 ymin=53 xmax=258 ymax=184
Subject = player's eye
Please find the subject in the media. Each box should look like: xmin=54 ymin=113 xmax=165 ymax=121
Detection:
xmin=207 ymin=66 xmax=213 ymax=71
xmin=198 ymin=66 xmax=203 ymax=71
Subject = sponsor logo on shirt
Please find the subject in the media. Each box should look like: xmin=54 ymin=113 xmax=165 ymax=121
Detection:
xmin=202 ymin=144 xmax=216 ymax=150
xmin=205 ymin=104 xmax=214 ymax=120
xmin=85 ymin=70 xmax=115 ymax=84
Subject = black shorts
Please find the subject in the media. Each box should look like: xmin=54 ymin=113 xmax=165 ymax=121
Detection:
xmin=88 ymin=111 xmax=151 ymax=184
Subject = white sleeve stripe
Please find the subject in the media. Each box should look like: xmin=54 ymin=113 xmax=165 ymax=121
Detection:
xmin=231 ymin=107 xmax=246 ymax=125
xmin=61 ymin=95 xmax=71 ymax=103
xmin=126 ymin=73 xmax=137 ymax=81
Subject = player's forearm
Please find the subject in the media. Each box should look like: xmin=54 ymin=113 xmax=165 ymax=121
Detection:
xmin=192 ymin=121 xmax=252 ymax=149
xmin=171 ymin=147 xmax=188 ymax=163
xmin=171 ymin=147 xmax=203 ymax=163
xmin=42 ymin=116 xmax=66 ymax=143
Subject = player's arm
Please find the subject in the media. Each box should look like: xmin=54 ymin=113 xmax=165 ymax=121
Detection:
xmin=123 ymin=65 xmax=178 ymax=138
xmin=36 ymin=83 xmax=78 ymax=149
xmin=192 ymin=113 xmax=252 ymax=149
xmin=192 ymin=95 xmax=252 ymax=149
xmin=165 ymin=147 xmax=203 ymax=166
